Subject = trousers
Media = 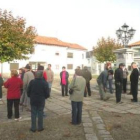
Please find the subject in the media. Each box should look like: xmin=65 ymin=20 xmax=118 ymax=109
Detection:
xmin=7 ymin=99 xmax=20 ymax=119
xmin=71 ymin=101 xmax=82 ymax=124
xmin=115 ymin=82 xmax=122 ymax=103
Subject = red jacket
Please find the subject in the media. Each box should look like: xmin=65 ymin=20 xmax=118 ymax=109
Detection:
xmin=43 ymin=71 xmax=47 ymax=80
xmin=4 ymin=76 xmax=23 ymax=99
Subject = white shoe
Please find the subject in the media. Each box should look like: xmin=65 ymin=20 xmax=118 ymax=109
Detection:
xmin=15 ymin=117 xmax=22 ymax=121
xmin=19 ymin=116 xmax=22 ymax=120
xmin=0 ymin=98 xmax=2 ymax=101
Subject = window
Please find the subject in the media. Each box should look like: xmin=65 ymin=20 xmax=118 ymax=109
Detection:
xmin=55 ymin=52 xmax=59 ymax=56
xmin=29 ymin=62 xmax=46 ymax=71
xmin=10 ymin=63 xmax=19 ymax=70
xmin=67 ymin=52 xmax=73 ymax=58
xmin=82 ymin=54 xmax=84 ymax=59
xmin=67 ymin=64 xmax=73 ymax=69
xmin=86 ymin=51 xmax=93 ymax=58
xmin=88 ymin=59 xmax=90 ymax=64
xmin=134 ymin=49 xmax=140 ymax=57
xmin=86 ymin=52 xmax=90 ymax=58
xmin=118 ymin=53 xmax=124 ymax=59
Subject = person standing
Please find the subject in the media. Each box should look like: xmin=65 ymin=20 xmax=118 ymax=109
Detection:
xmin=20 ymin=64 xmax=34 ymax=111
xmin=97 ymin=63 xmax=111 ymax=101
xmin=77 ymin=66 xmax=81 ymax=70
xmin=18 ymin=68 xmax=25 ymax=96
xmin=36 ymin=63 xmax=47 ymax=81
xmin=45 ymin=64 xmax=54 ymax=95
xmin=69 ymin=69 xmax=86 ymax=125
xmin=122 ymin=66 xmax=129 ymax=93
xmin=4 ymin=70 xmax=23 ymax=120
xmin=60 ymin=66 xmax=69 ymax=96
xmin=130 ymin=62 xmax=139 ymax=102
xmin=108 ymin=67 xmax=114 ymax=94
xmin=82 ymin=66 xmax=92 ymax=97
xmin=0 ymin=74 xmax=4 ymax=100
xmin=18 ymin=68 xmax=25 ymax=80
xmin=27 ymin=71 xmax=49 ymax=132
xmin=37 ymin=63 xmax=44 ymax=71
xmin=114 ymin=63 xmax=124 ymax=103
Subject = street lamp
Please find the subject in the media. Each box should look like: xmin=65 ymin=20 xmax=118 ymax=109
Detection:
xmin=116 ymin=23 xmax=136 ymax=47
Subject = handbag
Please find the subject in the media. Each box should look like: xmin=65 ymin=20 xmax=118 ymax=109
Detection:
xmin=69 ymin=77 xmax=76 ymax=95
xmin=69 ymin=88 xmax=74 ymax=94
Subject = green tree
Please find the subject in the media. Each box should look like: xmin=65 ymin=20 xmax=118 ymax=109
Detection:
xmin=0 ymin=10 xmax=37 ymax=62
xmin=93 ymin=37 xmax=123 ymax=62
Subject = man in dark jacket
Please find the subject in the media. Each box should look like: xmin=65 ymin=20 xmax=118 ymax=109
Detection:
xmin=82 ymin=66 xmax=92 ymax=97
xmin=130 ymin=62 xmax=139 ymax=102
xmin=27 ymin=71 xmax=49 ymax=132
xmin=97 ymin=63 xmax=111 ymax=101
xmin=114 ymin=63 xmax=124 ymax=103
xmin=37 ymin=63 xmax=44 ymax=71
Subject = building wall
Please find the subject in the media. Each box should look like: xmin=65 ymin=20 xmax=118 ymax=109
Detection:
xmin=133 ymin=46 xmax=140 ymax=67
xmin=0 ymin=44 xmax=87 ymax=76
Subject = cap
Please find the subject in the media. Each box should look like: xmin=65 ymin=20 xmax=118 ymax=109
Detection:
xmin=119 ymin=63 xmax=125 ymax=67
xmin=25 ymin=65 xmax=31 ymax=69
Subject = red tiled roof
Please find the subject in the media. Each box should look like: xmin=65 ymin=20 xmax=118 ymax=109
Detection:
xmin=34 ymin=36 xmax=87 ymax=50
xmin=129 ymin=41 xmax=140 ymax=47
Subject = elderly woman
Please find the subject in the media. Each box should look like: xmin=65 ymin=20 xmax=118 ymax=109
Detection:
xmin=4 ymin=70 xmax=23 ymax=120
xmin=27 ymin=71 xmax=49 ymax=132
xmin=69 ymin=69 xmax=86 ymax=125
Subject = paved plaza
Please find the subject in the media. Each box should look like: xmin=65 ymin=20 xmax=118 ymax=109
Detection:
xmin=1 ymin=79 xmax=140 ymax=140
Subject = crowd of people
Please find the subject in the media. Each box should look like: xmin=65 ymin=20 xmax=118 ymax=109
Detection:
xmin=1 ymin=62 xmax=139 ymax=132
xmin=97 ymin=62 xmax=139 ymax=104
xmin=0 ymin=64 xmax=92 ymax=131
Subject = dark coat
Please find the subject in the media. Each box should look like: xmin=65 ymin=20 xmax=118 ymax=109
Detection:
xmin=0 ymin=76 xmax=3 ymax=98
xmin=60 ymin=71 xmax=69 ymax=85
xmin=82 ymin=69 xmax=92 ymax=83
xmin=108 ymin=69 xmax=113 ymax=75
xmin=97 ymin=69 xmax=108 ymax=88
xmin=130 ymin=68 xmax=139 ymax=85
xmin=114 ymin=68 xmax=123 ymax=83
xmin=21 ymin=71 xmax=25 ymax=80
xmin=27 ymin=78 xmax=49 ymax=106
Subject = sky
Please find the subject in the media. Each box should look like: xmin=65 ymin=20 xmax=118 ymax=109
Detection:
xmin=1 ymin=0 xmax=140 ymax=50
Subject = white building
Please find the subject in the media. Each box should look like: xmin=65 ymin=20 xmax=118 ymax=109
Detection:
xmin=129 ymin=40 xmax=140 ymax=67
xmin=0 ymin=36 xmax=87 ymax=76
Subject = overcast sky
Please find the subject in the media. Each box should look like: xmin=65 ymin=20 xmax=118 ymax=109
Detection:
xmin=1 ymin=0 xmax=140 ymax=50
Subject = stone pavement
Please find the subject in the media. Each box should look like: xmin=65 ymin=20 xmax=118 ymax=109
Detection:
xmin=1 ymin=79 xmax=140 ymax=140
